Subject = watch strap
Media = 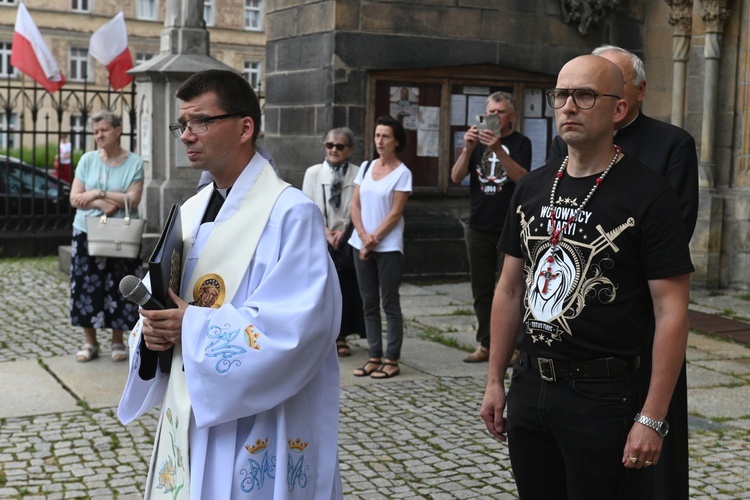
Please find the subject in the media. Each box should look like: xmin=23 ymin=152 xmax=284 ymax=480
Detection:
xmin=634 ymin=412 xmax=668 ymax=438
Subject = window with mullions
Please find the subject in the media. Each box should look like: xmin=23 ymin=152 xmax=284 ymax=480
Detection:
xmin=0 ymin=42 xmax=16 ymax=78
xmin=0 ymin=112 xmax=19 ymax=150
xmin=69 ymin=48 xmax=91 ymax=82
xmin=243 ymin=61 xmax=261 ymax=91
xmin=71 ymin=0 xmax=90 ymax=13
xmin=244 ymin=0 xmax=263 ymax=31
xmin=70 ymin=115 xmax=88 ymax=151
xmin=204 ymin=0 xmax=214 ymax=27
xmin=137 ymin=0 xmax=157 ymax=20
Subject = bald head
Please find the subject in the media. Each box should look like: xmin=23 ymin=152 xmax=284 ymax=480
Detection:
xmin=554 ymin=55 xmax=628 ymax=153
xmin=557 ymin=55 xmax=625 ymax=98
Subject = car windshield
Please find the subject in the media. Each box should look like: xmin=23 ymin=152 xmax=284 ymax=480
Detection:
xmin=1 ymin=163 xmax=62 ymax=198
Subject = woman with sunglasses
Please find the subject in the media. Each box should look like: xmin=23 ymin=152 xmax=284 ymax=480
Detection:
xmin=348 ymin=115 xmax=412 ymax=379
xmin=302 ymin=127 xmax=366 ymax=358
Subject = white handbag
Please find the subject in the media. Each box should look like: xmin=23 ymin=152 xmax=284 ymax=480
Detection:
xmin=85 ymin=193 xmax=145 ymax=259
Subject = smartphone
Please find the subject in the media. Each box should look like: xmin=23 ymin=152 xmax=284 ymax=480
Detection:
xmin=476 ymin=114 xmax=500 ymax=134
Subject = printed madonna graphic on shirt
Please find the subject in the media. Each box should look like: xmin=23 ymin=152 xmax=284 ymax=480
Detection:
xmin=517 ymin=198 xmax=635 ymax=347
xmin=475 ymin=145 xmax=511 ymax=195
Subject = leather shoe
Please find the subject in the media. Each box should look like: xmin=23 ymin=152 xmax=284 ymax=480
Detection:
xmin=463 ymin=345 xmax=489 ymax=363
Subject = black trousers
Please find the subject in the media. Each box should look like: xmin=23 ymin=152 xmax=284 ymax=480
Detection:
xmin=506 ymin=357 xmax=640 ymax=499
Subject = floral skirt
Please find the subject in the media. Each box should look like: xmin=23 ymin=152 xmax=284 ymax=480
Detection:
xmin=70 ymin=228 xmax=142 ymax=331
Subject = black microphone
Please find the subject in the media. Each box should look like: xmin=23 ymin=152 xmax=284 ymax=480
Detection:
xmin=118 ymin=275 xmax=173 ymax=377
xmin=119 ymin=275 xmax=166 ymax=310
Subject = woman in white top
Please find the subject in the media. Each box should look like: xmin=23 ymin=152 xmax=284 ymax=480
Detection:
xmin=348 ymin=115 xmax=412 ymax=379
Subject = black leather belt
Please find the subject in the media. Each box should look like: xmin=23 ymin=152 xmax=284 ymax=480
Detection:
xmin=522 ymin=352 xmax=639 ymax=382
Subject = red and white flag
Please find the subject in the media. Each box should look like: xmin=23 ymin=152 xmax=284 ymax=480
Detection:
xmin=10 ymin=2 xmax=65 ymax=93
xmin=89 ymin=12 xmax=133 ymax=90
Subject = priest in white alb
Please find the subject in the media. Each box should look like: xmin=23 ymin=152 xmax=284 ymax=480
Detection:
xmin=118 ymin=69 xmax=343 ymax=499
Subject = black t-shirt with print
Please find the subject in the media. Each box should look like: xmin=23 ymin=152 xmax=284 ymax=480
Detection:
xmin=499 ymin=154 xmax=694 ymax=361
xmin=468 ymin=131 xmax=532 ymax=232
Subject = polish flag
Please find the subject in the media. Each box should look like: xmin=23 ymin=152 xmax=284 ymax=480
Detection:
xmin=10 ymin=3 xmax=65 ymax=93
xmin=89 ymin=12 xmax=133 ymax=90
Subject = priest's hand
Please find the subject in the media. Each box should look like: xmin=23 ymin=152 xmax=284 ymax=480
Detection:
xmin=140 ymin=289 xmax=188 ymax=351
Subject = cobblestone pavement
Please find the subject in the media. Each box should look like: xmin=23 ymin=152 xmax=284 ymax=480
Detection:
xmin=0 ymin=257 xmax=749 ymax=499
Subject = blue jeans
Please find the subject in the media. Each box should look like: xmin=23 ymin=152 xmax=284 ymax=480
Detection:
xmin=353 ymin=251 xmax=404 ymax=360
xmin=506 ymin=356 xmax=640 ymax=499
xmin=465 ymin=226 xmax=504 ymax=347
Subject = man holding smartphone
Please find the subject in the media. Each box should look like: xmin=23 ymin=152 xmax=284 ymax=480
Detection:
xmin=451 ymin=91 xmax=532 ymax=363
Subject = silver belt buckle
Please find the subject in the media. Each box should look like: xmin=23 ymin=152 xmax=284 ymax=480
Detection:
xmin=537 ymin=357 xmax=556 ymax=382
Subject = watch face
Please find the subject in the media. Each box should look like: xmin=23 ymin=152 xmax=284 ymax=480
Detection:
xmin=659 ymin=422 xmax=669 ymax=437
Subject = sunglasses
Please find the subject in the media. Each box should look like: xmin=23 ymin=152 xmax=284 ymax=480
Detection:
xmin=325 ymin=142 xmax=349 ymax=151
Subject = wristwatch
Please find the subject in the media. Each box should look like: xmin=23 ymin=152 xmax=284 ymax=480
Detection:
xmin=634 ymin=412 xmax=669 ymax=438
xmin=98 ymin=190 xmax=106 ymax=199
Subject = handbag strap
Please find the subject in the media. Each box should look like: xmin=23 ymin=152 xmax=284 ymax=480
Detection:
xmin=123 ymin=193 xmax=131 ymax=221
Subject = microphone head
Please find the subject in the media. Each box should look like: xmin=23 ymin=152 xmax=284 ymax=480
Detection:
xmin=119 ymin=275 xmax=149 ymax=305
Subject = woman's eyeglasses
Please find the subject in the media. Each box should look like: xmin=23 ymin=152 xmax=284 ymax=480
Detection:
xmin=325 ymin=143 xmax=349 ymax=151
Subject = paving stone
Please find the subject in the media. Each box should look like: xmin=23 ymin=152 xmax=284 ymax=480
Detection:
xmin=1 ymin=258 xmax=750 ymax=497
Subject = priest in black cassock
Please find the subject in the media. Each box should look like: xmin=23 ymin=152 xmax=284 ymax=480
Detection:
xmin=548 ymin=45 xmax=698 ymax=500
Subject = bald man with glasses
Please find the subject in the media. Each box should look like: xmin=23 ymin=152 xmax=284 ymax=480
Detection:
xmin=548 ymin=45 xmax=698 ymax=500
xmin=482 ymin=55 xmax=692 ymax=499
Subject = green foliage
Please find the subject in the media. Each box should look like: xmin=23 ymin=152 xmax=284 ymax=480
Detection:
xmin=0 ymin=145 xmax=83 ymax=170
xmin=721 ymin=308 xmax=737 ymax=317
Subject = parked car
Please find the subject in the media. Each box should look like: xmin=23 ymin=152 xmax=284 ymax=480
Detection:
xmin=0 ymin=156 xmax=72 ymax=217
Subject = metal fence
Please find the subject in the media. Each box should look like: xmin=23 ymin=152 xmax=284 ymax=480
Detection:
xmin=0 ymin=77 xmax=137 ymax=254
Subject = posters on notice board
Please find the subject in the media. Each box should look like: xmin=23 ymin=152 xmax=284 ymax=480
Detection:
xmin=390 ymin=86 xmax=419 ymax=130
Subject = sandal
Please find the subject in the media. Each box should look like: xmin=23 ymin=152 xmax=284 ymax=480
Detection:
xmin=76 ymin=343 xmax=99 ymax=363
xmin=111 ymin=343 xmax=128 ymax=362
xmin=353 ymin=358 xmax=381 ymax=377
xmin=336 ymin=340 xmax=351 ymax=358
xmin=371 ymin=361 xmax=400 ymax=379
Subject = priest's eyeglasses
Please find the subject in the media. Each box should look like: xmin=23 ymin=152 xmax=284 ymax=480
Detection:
xmin=169 ymin=113 xmax=240 ymax=138
xmin=546 ymin=89 xmax=621 ymax=110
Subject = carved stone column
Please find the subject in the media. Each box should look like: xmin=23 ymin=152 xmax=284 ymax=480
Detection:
xmin=129 ymin=0 xmax=232 ymax=234
xmin=692 ymin=0 xmax=730 ymax=289
xmin=698 ymin=0 xmax=730 ymax=188
xmin=666 ymin=0 xmax=693 ymax=128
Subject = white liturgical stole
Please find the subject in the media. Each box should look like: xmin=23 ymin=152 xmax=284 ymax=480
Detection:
xmin=145 ymin=163 xmax=288 ymax=498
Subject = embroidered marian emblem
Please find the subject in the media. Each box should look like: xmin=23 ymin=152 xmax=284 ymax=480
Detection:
xmin=240 ymin=437 xmax=276 ymax=493
xmin=191 ymin=273 xmax=226 ymax=308
xmin=287 ymin=437 xmax=310 ymax=492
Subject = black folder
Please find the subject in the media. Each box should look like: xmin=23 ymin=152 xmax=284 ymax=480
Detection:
xmin=148 ymin=203 xmax=183 ymax=309
xmin=139 ymin=203 xmax=182 ymax=379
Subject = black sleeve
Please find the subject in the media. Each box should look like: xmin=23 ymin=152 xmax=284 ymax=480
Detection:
xmin=664 ymin=133 xmax=699 ymax=239
xmin=639 ymin=188 xmax=695 ymax=280
xmin=137 ymin=337 xmax=173 ymax=380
